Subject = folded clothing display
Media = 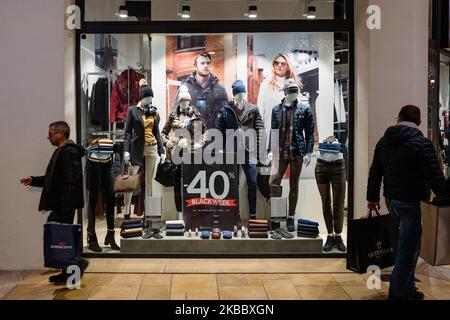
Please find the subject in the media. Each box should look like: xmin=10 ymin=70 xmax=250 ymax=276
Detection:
xmin=248 ymin=219 xmax=269 ymax=238
xmin=120 ymin=219 xmax=144 ymax=238
xmin=121 ymin=223 xmax=144 ymax=230
xmin=297 ymin=232 xmax=319 ymax=239
xmin=165 ymin=229 xmax=185 ymax=237
xmin=297 ymin=219 xmax=319 ymax=238
xmin=120 ymin=227 xmax=143 ymax=238
xmin=121 ymin=219 xmax=144 ymax=227
xmin=297 ymin=219 xmax=319 ymax=226
xmin=165 ymin=224 xmax=185 ymax=230
xmin=248 ymin=231 xmax=269 ymax=238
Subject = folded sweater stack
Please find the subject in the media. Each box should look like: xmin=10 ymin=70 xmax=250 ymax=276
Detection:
xmin=165 ymin=220 xmax=185 ymax=236
xmin=248 ymin=219 xmax=269 ymax=238
xmin=120 ymin=218 xmax=144 ymax=238
xmin=297 ymin=219 xmax=319 ymax=238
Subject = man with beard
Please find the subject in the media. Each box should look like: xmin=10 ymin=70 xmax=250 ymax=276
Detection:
xmin=173 ymin=52 xmax=228 ymax=129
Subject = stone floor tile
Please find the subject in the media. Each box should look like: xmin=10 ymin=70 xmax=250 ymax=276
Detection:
xmin=262 ymin=280 xmax=301 ymax=300
xmin=244 ymin=274 xmax=290 ymax=286
xmin=95 ymin=273 xmax=144 ymax=286
xmin=219 ymin=286 xmax=268 ymax=300
xmin=416 ymin=285 xmax=450 ymax=300
xmin=171 ymin=274 xmax=217 ymax=293
xmin=4 ymin=284 xmax=59 ymax=300
xmin=332 ymin=273 xmax=368 ymax=286
xmin=187 ymin=291 xmax=219 ymax=300
xmin=137 ymin=286 xmax=170 ymax=300
xmin=295 ymin=285 xmax=351 ymax=300
xmin=142 ymin=274 xmax=173 ymax=287
xmin=289 ymin=274 xmax=338 ymax=286
xmin=170 ymin=293 xmax=187 ymax=300
xmin=216 ymin=274 xmax=248 ymax=287
xmin=87 ymin=285 xmax=140 ymax=300
xmin=341 ymin=286 xmax=384 ymax=300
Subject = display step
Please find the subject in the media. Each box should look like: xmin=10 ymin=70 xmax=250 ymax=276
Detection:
xmin=120 ymin=233 xmax=323 ymax=255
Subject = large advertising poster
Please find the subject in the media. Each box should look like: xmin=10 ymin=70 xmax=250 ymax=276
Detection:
xmin=182 ymin=159 xmax=239 ymax=231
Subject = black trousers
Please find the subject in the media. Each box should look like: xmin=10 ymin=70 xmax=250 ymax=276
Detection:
xmin=86 ymin=160 xmax=115 ymax=233
xmin=315 ymin=159 xmax=346 ymax=234
xmin=174 ymin=164 xmax=183 ymax=212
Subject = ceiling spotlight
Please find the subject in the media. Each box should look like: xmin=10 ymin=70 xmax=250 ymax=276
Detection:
xmin=116 ymin=5 xmax=128 ymax=19
xmin=247 ymin=5 xmax=258 ymax=19
xmin=306 ymin=6 xmax=316 ymax=19
xmin=180 ymin=5 xmax=191 ymax=18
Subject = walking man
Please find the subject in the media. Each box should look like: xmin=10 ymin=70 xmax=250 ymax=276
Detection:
xmin=367 ymin=105 xmax=447 ymax=300
xmin=20 ymin=121 xmax=86 ymax=284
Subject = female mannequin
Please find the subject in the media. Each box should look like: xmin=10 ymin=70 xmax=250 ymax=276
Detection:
xmin=123 ymin=84 xmax=165 ymax=219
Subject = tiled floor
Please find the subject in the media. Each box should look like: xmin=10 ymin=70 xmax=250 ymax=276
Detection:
xmin=2 ymin=258 xmax=450 ymax=300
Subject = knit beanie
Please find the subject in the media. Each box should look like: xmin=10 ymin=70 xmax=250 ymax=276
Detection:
xmin=232 ymin=80 xmax=246 ymax=96
xmin=283 ymin=78 xmax=299 ymax=95
xmin=139 ymin=86 xmax=154 ymax=100
xmin=178 ymin=90 xmax=192 ymax=103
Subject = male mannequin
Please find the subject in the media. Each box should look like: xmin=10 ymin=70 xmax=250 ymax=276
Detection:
xmin=218 ymin=80 xmax=265 ymax=221
xmin=268 ymin=79 xmax=315 ymax=232
xmin=315 ymin=136 xmax=346 ymax=252
xmin=123 ymin=85 xmax=165 ymax=220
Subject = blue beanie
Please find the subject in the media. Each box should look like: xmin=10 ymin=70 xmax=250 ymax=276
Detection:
xmin=232 ymin=80 xmax=246 ymax=96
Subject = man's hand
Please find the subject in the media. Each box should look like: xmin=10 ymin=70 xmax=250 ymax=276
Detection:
xmin=367 ymin=201 xmax=380 ymax=211
xmin=20 ymin=177 xmax=32 ymax=186
xmin=178 ymin=138 xmax=189 ymax=149
xmin=160 ymin=153 xmax=166 ymax=162
xmin=123 ymin=152 xmax=130 ymax=163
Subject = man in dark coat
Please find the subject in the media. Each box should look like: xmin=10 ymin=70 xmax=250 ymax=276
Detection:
xmin=367 ymin=105 xmax=447 ymax=300
xmin=21 ymin=121 xmax=86 ymax=284
xmin=173 ymin=52 xmax=228 ymax=129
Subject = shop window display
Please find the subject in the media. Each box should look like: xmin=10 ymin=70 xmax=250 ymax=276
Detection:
xmin=79 ymin=32 xmax=350 ymax=255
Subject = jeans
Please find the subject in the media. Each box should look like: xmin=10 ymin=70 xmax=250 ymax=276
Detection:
xmin=385 ymin=198 xmax=422 ymax=299
xmin=240 ymin=163 xmax=257 ymax=216
xmin=269 ymin=158 xmax=303 ymax=216
xmin=315 ymin=159 xmax=346 ymax=234
xmin=86 ymin=160 xmax=115 ymax=232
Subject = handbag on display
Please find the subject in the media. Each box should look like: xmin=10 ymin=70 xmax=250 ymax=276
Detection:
xmin=43 ymin=223 xmax=82 ymax=269
xmin=346 ymin=209 xmax=398 ymax=274
xmin=114 ymin=164 xmax=141 ymax=193
xmin=154 ymin=159 xmax=177 ymax=187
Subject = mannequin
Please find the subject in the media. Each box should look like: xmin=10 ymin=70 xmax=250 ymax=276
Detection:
xmin=123 ymin=84 xmax=165 ymax=220
xmin=161 ymin=87 xmax=208 ymax=220
xmin=217 ymin=80 xmax=265 ymax=222
xmin=267 ymin=78 xmax=315 ymax=232
xmin=315 ymin=136 xmax=346 ymax=252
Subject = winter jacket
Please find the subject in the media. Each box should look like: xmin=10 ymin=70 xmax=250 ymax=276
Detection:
xmin=31 ymin=142 xmax=85 ymax=212
xmin=268 ymin=100 xmax=315 ymax=157
xmin=173 ymin=72 xmax=228 ymax=129
xmin=367 ymin=124 xmax=446 ymax=202
xmin=161 ymin=105 xmax=208 ymax=150
xmin=110 ymin=69 xmax=144 ymax=123
xmin=123 ymin=106 xmax=165 ymax=166
xmin=218 ymin=101 xmax=266 ymax=160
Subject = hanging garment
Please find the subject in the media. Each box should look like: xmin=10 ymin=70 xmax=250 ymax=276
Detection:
xmin=110 ymin=69 xmax=145 ymax=123
xmin=89 ymin=77 xmax=112 ymax=129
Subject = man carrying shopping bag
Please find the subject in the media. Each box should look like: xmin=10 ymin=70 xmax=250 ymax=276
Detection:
xmin=20 ymin=121 xmax=88 ymax=284
xmin=367 ymin=105 xmax=447 ymax=300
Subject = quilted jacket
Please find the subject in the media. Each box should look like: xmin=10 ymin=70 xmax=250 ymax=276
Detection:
xmin=367 ymin=124 xmax=446 ymax=202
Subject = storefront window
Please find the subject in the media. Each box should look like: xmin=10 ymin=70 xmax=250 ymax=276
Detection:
xmin=79 ymin=31 xmax=350 ymax=255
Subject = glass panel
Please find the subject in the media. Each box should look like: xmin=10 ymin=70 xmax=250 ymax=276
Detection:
xmin=79 ymin=32 xmax=350 ymax=255
xmin=438 ymin=53 xmax=450 ymax=176
xmin=84 ymin=0 xmax=347 ymax=22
